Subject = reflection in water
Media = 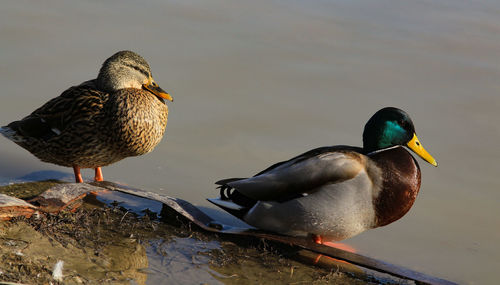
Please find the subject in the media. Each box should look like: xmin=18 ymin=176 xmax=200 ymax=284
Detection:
xmin=145 ymin=238 xmax=222 ymax=284
xmin=15 ymin=170 xmax=73 ymax=183
xmin=323 ymin=242 xmax=357 ymax=253
xmin=89 ymin=237 xmax=149 ymax=285
xmin=0 ymin=1 xmax=499 ymax=284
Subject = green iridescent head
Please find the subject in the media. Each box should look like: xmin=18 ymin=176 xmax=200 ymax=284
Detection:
xmin=362 ymin=107 xmax=437 ymax=166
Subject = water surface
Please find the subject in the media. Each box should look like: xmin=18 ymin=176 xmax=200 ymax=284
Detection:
xmin=1 ymin=1 xmax=499 ymax=284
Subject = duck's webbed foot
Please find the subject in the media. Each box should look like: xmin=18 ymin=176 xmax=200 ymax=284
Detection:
xmin=312 ymin=234 xmax=323 ymax=245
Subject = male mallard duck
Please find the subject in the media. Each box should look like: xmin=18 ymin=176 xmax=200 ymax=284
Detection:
xmin=209 ymin=107 xmax=437 ymax=243
xmin=0 ymin=51 xmax=173 ymax=183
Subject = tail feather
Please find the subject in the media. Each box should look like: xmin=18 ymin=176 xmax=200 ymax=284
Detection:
xmin=211 ymin=177 xmax=258 ymax=220
xmin=215 ymin=177 xmax=246 ymax=185
xmin=0 ymin=126 xmax=23 ymax=143
xmin=207 ymin=198 xmax=249 ymax=220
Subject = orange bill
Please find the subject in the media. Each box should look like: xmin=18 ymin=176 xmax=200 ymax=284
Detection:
xmin=143 ymin=81 xmax=173 ymax=101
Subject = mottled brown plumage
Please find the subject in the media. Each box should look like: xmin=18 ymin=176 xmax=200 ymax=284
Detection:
xmin=0 ymin=51 xmax=172 ymax=182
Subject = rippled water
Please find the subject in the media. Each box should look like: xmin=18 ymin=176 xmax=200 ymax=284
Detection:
xmin=1 ymin=1 xmax=499 ymax=284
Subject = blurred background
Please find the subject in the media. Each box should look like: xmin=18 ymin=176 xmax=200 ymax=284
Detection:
xmin=1 ymin=0 xmax=499 ymax=283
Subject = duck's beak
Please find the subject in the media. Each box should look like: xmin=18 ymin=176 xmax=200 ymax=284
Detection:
xmin=407 ymin=133 xmax=438 ymax=167
xmin=143 ymin=81 xmax=173 ymax=102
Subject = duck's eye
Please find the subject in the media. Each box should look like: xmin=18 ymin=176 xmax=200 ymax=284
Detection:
xmin=152 ymin=82 xmax=158 ymax=87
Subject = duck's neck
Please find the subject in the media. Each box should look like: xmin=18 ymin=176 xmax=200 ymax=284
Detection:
xmin=368 ymin=146 xmax=421 ymax=227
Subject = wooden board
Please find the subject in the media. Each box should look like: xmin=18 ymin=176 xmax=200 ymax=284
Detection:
xmin=0 ymin=193 xmax=36 ymax=220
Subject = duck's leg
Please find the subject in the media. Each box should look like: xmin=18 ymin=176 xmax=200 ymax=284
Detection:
xmin=312 ymin=234 xmax=356 ymax=252
xmin=94 ymin=167 xmax=103 ymax=182
xmin=313 ymin=234 xmax=323 ymax=245
xmin=73 ymin=165 xmax=83 ymax=183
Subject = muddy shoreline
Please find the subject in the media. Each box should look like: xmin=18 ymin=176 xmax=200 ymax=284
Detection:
xmin=0 ymin=181 xmax=417 ymax=284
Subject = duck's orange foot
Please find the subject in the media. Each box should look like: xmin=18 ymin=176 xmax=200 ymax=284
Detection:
xmin=311 ymin=235 xmax=357 ymax=253
xmin=73 ymin=165 xmax=83 ymax=183
xmin=313 ymin=234 xmax=323 ymax=245
xmin=94 ymin=167 xmax=104 ymax=182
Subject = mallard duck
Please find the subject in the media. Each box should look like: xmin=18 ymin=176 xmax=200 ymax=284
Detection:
xmin=209 ymin=107 xmax=437 ymax=243
xmin=0 ymin=51 xmax=173 ymax=183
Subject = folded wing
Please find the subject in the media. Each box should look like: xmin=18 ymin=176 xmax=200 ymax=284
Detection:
xmin=6 ymin=83 xmax=106 ymax=141
xmin=222 ymin=149 xmax=365 ymax=201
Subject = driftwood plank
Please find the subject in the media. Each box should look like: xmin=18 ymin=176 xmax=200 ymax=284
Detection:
xmin=30 ymin=183 xmax=107 ymax=213
xmin=0 ymin=193 xmax=37 ymax=220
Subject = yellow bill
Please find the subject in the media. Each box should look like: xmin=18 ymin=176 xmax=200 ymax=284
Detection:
xmin=143 ymin=80 xmax=173 ymax=102
xmin=407 ymin=133 xmax=438 ymax=167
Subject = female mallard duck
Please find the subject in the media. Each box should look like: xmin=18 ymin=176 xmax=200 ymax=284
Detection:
xmin=0 ymin=51 xmax=173 ymax=183
xmin=209 ymin=107 xmax=437 ymax=243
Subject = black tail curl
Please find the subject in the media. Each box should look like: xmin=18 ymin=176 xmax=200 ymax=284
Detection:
xmin=215 ymin=179 xmax=257 ymax=209
xmin=218 ymin=184 xmax=235 ymax=200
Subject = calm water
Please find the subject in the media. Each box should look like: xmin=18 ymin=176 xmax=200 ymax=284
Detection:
xmin=1 ymin=1 xmax=499 ymax=284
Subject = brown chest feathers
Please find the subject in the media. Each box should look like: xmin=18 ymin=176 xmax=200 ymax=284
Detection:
xmin=369 ymin=147 xmax=421 ymax=227
xmin=105 ymin=88 xmax=168 ymax=157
